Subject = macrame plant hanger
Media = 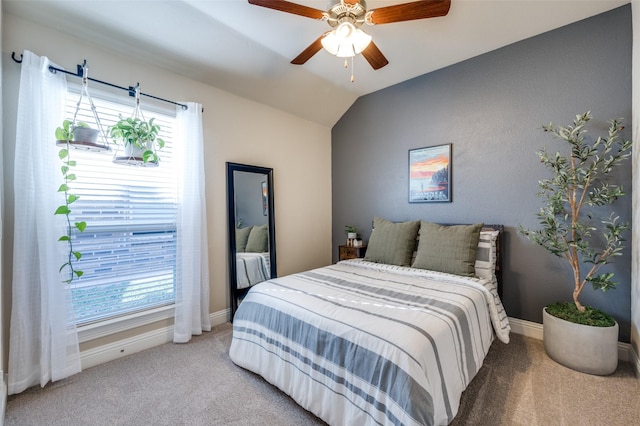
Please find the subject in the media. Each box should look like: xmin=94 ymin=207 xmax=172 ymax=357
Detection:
xmin=57 ymin=61 xmax=111 ymax=152
xmin=112 ymin=83 xmax=159 ymax=167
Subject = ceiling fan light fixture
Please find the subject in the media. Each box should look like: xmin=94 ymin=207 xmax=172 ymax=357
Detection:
xmin=249 ymin=0 xmax=451 ymax=71
xmin=321 ymin=22 xmax=372 ymax=58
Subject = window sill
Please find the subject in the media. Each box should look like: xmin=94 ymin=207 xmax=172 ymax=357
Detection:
xmin=77 ymin=305 xmax=175 ymax=344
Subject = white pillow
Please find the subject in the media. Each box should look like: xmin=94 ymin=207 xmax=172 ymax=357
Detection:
xmin=475 ymin=230 xmax=499 ymax=281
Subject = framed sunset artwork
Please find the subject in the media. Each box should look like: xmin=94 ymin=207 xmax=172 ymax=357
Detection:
xmin=261 ymin=181 xmax=268 ymax=216
xmin=408 ymin=144 xmax=452 ymax=203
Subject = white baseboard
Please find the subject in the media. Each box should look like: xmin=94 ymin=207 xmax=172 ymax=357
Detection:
xmin=508 ymin=316 xmax=543 ymax=340
xmin=80 ymin=309 xmax=230 ymax=370
xmin=79 ymin=312 xmax=634 ymax=373
xmin=508 ymin=316 xmax=631 ymax=362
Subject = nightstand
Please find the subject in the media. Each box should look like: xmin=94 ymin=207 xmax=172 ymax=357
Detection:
xmin=339 ymin=245 xmax=367 ymax=261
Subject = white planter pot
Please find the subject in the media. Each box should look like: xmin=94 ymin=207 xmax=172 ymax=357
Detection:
xmin=72 ymin=127 xmax=99 ymax=144
xmin=542 ymin=307 xmax=618 ymax=375
xmin=124 ymin=142 xmax=145 ymax=159
xmin=113 ymin=141 xmax=158 ymax=167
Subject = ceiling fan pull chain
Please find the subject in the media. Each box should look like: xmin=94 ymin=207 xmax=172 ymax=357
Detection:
xmin=351 ymin=56 xmax=355 ymax=83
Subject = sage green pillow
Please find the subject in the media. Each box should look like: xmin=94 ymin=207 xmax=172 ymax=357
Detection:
xmin=246 ymin=224 xmax=269 ymax=253
xmin=363 ymin=217 xmax=420 ymax=266
xmin=235 ymin=226 xmax=252 ymax=253
xmin=412 ymin=221 xmax=483 ymax=276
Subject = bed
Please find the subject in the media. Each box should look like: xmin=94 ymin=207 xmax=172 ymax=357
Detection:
xmin=235 ymin=252 xmax=271 ymax=289
xmin=229 ymin=219 xmax=510 ymax=425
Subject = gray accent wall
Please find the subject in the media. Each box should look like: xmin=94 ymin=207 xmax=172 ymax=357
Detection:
xmin=234 ymin=171 xmax=269 ymax=228
xmin=332 ymin=5 xmax=633 ymax=341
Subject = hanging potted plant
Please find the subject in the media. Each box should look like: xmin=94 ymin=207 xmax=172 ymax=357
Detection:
xmin=110 ymin=116 xmax=165 ymax=166
xmin=55 ymin=119 xmax=109 ymax=151
xmin=519 ymin=111 xmax=632 ymax=375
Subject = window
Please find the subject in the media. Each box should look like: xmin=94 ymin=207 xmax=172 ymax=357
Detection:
xmin=63 ymin=85 xmax=178 ymax=326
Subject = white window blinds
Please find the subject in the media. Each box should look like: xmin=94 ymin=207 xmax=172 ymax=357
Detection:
xmin=63 ymin=86 xmax=178 ymax=325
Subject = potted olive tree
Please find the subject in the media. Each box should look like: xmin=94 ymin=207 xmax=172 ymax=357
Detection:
xmin=110 ymin=116 xmax=165 ymax=166
xmin=519 ymin=111 xmax=632 ymax=375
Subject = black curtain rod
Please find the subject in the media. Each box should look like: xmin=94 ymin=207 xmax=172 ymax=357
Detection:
xmin=11 ymin=52 xmax=188 ymax=110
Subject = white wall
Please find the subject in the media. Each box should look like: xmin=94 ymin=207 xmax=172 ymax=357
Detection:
xmin=1 ymin=13 xmax=332 ymax=361
xmin=632 ymin=0 xmax=640 ymax=374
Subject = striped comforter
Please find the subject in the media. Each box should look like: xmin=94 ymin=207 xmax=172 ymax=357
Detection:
xmin=229 ymin=259 xmax=510 ymax=426
xmin=236 ymin=252 xmax=271 ymax=289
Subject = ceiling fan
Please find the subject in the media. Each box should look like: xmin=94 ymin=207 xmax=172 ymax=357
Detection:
xmin=248 ymin=0 xmax=451 ymax=70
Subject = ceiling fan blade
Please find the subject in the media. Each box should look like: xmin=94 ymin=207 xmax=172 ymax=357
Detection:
xmin=291 ymin=35 xmax=326 ymax=65
xmin=361 ymin=41 xmax=389 ymax=70
xmin=369 ymin=0 xmax=451 ymax=25
xmin=248 ymin=0 xmax=325 ymax=20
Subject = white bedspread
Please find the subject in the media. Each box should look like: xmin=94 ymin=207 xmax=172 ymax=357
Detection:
xmin=230 ymin=259 xmax=510 ymax=425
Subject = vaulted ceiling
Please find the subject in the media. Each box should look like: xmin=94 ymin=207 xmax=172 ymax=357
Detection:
xmin=4 ymin=0 xmax=629 ymax=126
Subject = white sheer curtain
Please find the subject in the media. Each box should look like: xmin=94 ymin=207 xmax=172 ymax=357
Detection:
xmin=173 ymin=102 xmax=211 ymax=343
xmin=8 ymin=51 xmax=81 ymax=394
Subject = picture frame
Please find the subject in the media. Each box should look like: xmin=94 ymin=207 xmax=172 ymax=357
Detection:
xmin=408 ymin=144 xmax=452 ymax=203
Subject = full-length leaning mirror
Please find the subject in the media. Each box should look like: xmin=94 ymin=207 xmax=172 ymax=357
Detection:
xmin=227 ymin=162 xmax=277 ymax=319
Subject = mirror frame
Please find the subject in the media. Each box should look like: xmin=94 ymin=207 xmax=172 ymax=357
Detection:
xmin=226 ymin=162 xmax=277 ymax=319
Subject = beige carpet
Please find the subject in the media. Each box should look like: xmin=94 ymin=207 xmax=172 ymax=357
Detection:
xmin=5 ymin=323 xmax=639 ymax=425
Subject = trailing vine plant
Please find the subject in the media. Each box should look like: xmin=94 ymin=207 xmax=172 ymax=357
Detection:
xmin=55 ymin=122 xmax=86 ymax=283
